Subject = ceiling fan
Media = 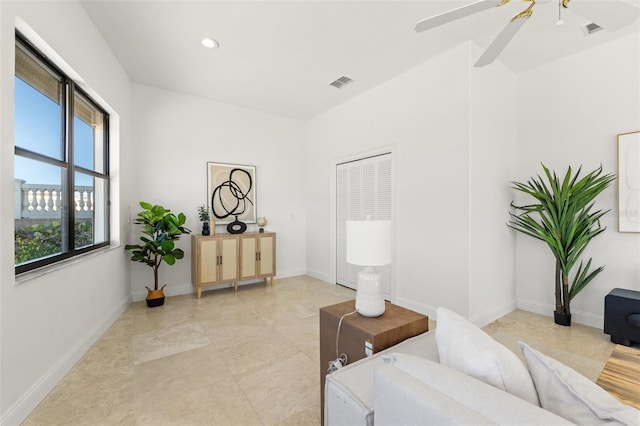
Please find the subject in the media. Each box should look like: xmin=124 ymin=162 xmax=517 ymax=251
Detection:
xmin=414 ymin=0 xmax=640 ymax=67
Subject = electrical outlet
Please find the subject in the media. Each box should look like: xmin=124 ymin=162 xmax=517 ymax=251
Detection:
xmin=365 ymin=339 xmax=373 ymax=357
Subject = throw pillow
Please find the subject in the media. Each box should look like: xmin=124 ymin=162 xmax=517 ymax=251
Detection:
xmin=520 ymin=341 xmax=640 ymax=426
xmin=435 ymin=307 xmax=540 ymax=406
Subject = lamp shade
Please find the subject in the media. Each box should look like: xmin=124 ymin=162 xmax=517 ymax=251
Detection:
xmin=346 ymin=220 xmax=391 ymax=266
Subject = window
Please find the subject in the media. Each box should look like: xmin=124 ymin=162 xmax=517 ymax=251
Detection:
xmin=14 ymin=33 xmax=110 ymax=274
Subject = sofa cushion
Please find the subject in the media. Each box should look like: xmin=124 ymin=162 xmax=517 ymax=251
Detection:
xmin=374 ymin=364 xmax=497 ymax=425
xmin=520 ymin=342 xmax=640 ymax=425
xmin=435 ymin=307 xmax=540 ymax=406
xmin=381 ymin=353 xmax=573 ymax=425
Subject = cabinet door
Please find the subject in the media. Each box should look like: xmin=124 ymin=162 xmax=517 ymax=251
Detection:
xmin=199 ymin=238 xmax=219 ymax=284
xmin=240 ymin=235 xmax=258 ymax=280
xmin=219 ymin=236 xmax=239 ymax=283
xmin=258 ymin=234 xmax=275 ymax=277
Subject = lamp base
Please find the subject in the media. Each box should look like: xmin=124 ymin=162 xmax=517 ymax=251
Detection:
xmin=356 ymin=267 xmax=385 ymax=317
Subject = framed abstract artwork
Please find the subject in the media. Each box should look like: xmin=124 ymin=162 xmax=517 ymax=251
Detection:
xmin=207 ymin=162 xmax=256 ymax=225
xmin=618 ymin=131 xmax=640 ymax=232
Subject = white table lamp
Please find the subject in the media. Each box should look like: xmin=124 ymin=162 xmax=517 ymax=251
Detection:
xmin=346 ymin=219 xmax=391 ymax=317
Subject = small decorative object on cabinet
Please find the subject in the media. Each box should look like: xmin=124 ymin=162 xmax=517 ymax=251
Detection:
xmin=125 ymin=201 xmax=191 ymax=307
xmin=197 ymin=204 xmax=212 ymax=236
xmin=257 ymin=216 xmax=268 ymax=233
xmin=508 ymin=164 xmax=615 ymax=326
xmin=226 ymin=215 xmax=247 ymax=234
xmin=191 ymin=232 xmax=276 ymax=298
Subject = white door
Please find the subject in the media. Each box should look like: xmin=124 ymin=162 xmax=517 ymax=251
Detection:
xmin=336 ymin=153 xmax=392 ymax=299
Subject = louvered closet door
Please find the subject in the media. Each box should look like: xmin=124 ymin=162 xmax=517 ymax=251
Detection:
xmin=336 ymin=153 xmax=392 ymax=299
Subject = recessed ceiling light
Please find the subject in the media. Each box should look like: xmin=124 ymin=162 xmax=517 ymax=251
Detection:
xmin=201 ymin=38 xmax=219 ymax=49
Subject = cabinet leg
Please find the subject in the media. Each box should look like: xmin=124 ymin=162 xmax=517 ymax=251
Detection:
xmin=270 ymin=276 xmax=274 ymax=286
xmin=197 ymin=287 xmax=202 ymax=299
xmin=234 ymin=282 xmax=238 ymax=292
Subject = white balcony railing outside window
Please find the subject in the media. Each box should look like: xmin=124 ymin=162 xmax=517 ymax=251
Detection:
xmin=14 ymin=179 xmax=94 ymax=220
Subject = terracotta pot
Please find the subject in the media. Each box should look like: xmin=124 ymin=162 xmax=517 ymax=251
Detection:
xmin=146 ymin=288 xmax=165 ymax=308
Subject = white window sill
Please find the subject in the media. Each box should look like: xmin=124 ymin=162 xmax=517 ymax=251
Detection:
xmin=15 ymin=243 xmax=122 ymax=284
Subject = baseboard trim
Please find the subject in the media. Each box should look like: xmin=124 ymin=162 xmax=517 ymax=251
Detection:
xmin=395 ymin=298 xmax=517 ymax=327
xmin=394 ymin=297 xmax=437 ymax=320
xmin=278 ymin=268 xmax=307 ymax=279
xmin=517 ymin=299 xmax=604 ymax=329
xmin=305 ymin=268 xmax=330 ymax=284
xmin=1 ymin=295 xmax=131 ymax=426
xmin=469 ymin=300 xmax=517 ymax=327
xmin=132 ymin=268 xmax=309 ymax=301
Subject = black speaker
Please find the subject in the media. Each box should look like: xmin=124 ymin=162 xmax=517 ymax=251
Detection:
xmin=604 ymin=288 xmax=640 ymax=346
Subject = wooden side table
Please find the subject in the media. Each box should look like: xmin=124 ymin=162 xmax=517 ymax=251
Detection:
xmin=319 ymin=300 xmax=429 ymax=423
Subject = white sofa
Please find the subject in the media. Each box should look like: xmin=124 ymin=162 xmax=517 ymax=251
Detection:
xmin=325 ymin=307 xmax=640 ymax=426
xmin=324 ymin=330 xmax=573 ymax=425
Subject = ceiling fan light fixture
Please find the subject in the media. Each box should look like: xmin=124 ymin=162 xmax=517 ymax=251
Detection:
xmin=201 ymin=37 xmax=219 ymax=49
xmin=580 ymin=22 xmax=603 ymax=36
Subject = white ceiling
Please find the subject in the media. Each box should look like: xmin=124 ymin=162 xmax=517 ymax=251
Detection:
xmin=80 ymin=0 xmax=640 ymax=120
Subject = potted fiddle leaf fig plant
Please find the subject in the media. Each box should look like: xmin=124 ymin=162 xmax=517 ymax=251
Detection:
xmin=507 ymin=164 xmax=615 ymax=326
xmin=125 ymin=201 xmax=191 ymax=307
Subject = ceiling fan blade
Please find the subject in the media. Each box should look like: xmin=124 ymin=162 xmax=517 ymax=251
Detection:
xmin=415 ymin=0 xmax=507 ymax=32
xmin=474 ymin=12 xmax=530 ymax=67
xmin=563 ymin=0 xmax=639 ymax=31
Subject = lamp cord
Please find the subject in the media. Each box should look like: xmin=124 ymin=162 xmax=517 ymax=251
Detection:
xmin=336 ymin=310 xmax=358 ymax=359
xmin=326 ymin=309 xmax=358 ymax=374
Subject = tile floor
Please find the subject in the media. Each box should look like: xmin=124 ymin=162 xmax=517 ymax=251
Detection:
xmin=23 ymin=276 xmax=616 ymax=425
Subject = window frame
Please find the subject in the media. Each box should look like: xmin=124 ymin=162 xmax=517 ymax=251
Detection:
xmin=14 ymin=32 xmax=111 ymax=275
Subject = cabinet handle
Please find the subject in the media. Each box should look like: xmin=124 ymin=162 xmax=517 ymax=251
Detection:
xmin=218 ymin=255 xmax=221 ymax=265
xmin=258 ymin=252 xmax=261 ymax=261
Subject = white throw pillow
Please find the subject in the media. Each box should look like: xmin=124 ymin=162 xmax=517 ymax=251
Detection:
xmin=435 ymin=307 xmax=540 ymax=406
xmin=520 ymin=342 xmax=640 ymax=426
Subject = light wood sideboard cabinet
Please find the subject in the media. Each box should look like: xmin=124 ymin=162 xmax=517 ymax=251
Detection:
xmin=191 ymin=232 xmax=276 ymax=298
xmin=239 ymin=232 xmax=276 ymax=284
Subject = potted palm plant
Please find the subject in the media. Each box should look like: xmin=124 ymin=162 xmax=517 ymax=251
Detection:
xmin=508 ymin=164 xmax=615 ymax=326
xmin=125 ymin=201 xmax=191 ymax=307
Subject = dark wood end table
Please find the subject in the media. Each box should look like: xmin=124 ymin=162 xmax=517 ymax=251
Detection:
xmin=319 ymin=299 xmax=429 ymax=423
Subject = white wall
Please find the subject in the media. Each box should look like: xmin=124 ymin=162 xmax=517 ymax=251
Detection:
xmin=515 ymin=33 xmax=640 ymax=327
xmin=129 ymin=84 xmax=307 ymax=300
xmin=304 ymin=42 xmax=518 ymax=323
xmin=468 ymin=44 xmax=519 ymax=323
xmin=0 ymin=2 xmax=132 ymax=425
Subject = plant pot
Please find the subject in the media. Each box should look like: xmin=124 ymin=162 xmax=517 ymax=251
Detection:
xmin=554 ymin=310 xmax=571 ymax=326
xmin=146 ymin=288 xmax=165 ymax=308
xmin=202 ymin=222 xmax=210 ymax=236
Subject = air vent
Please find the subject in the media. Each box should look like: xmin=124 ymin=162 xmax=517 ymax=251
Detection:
xmin=329 ymin=76 xmax=354 ymax=89
xmin=581 ymin=22 xmax=603 ymax=36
